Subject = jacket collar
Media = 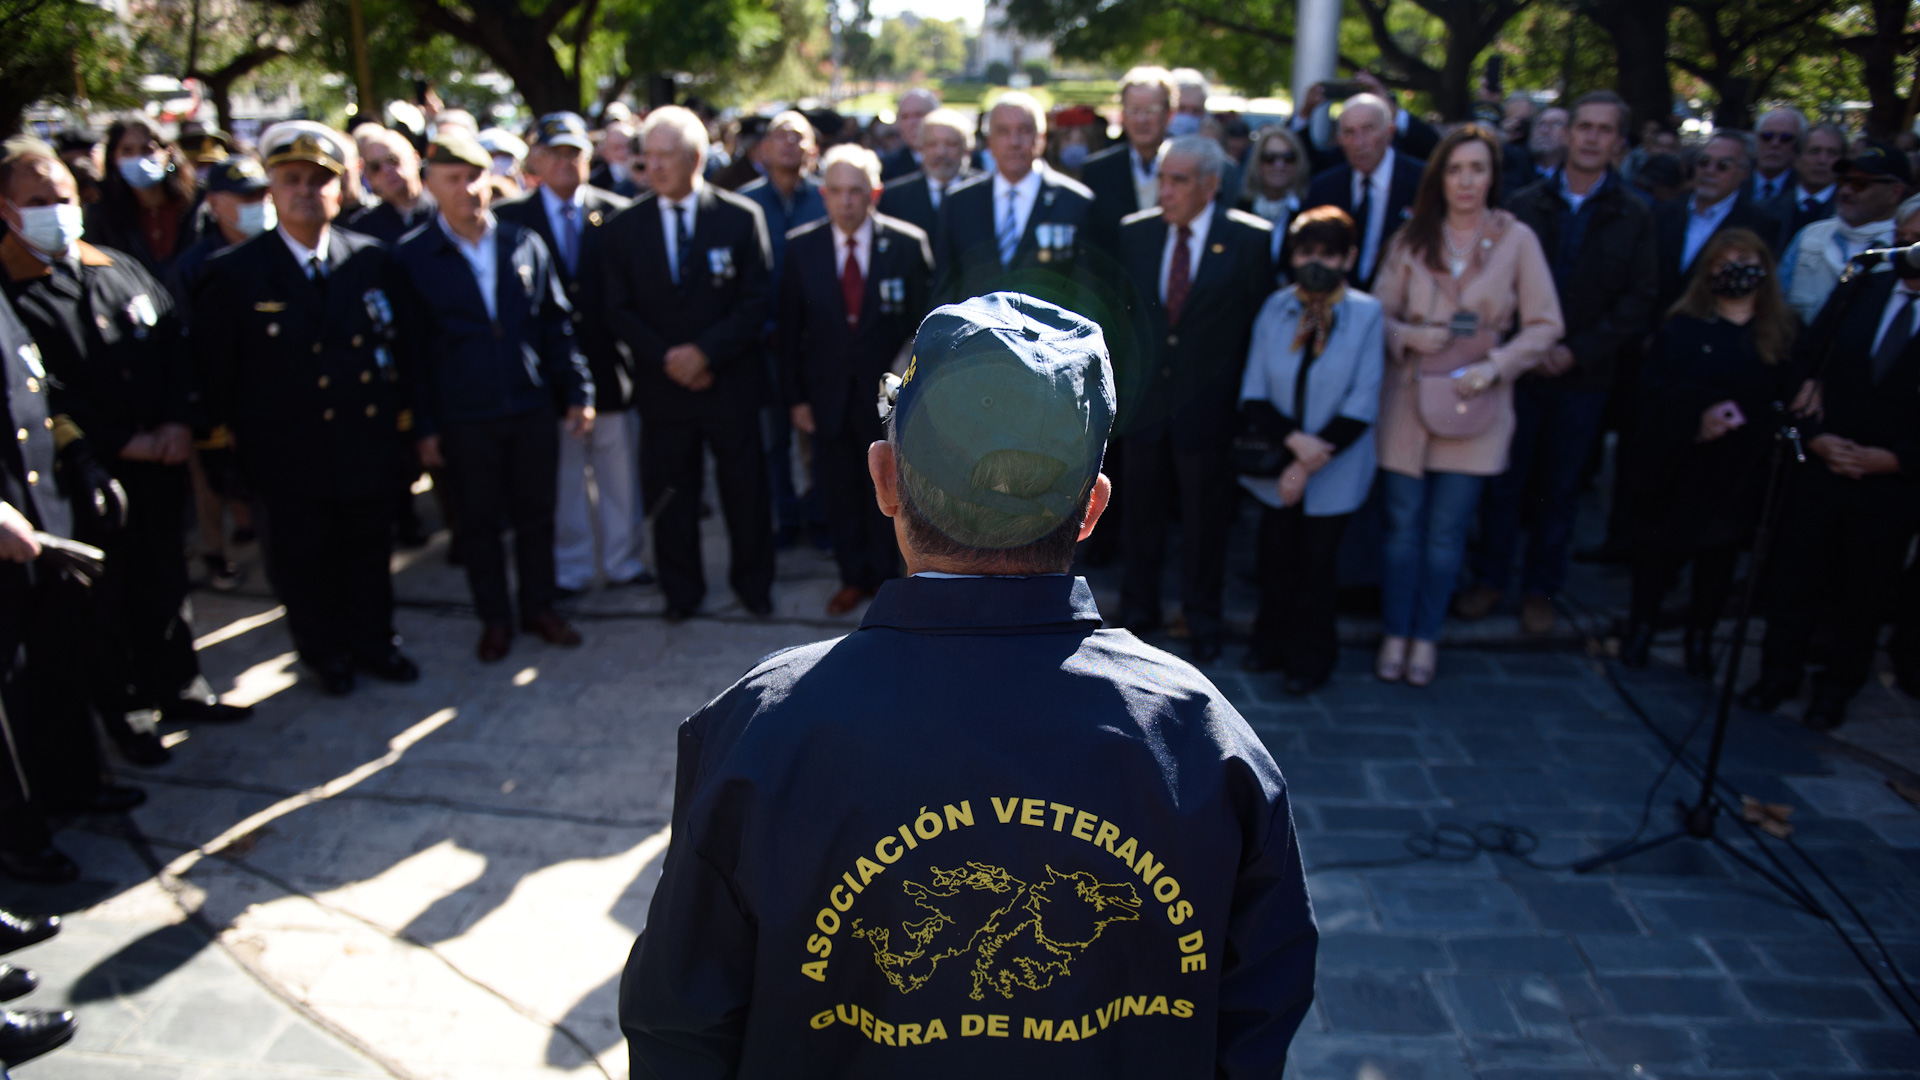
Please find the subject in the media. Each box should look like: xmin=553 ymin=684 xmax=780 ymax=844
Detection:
xmin=859 ymin=575 xmax=1104 ymax=633
xmin=1 ymin=233 xmax=111 ymax=283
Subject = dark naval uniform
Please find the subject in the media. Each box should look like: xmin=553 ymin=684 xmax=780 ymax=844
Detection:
xmin=192 ymin=226 xmax=410 ymax=678
xmin=931 ymin=163 xmax=1096 ymax=308
xmin=341 ymin=191 xmax=439 ymax=245
xmin=619 ymin=576 xmax=1317 ymax=1078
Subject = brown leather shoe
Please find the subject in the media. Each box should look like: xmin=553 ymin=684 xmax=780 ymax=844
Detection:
xmin=826 ymin=585 xmax=866 ymax=616
xmin=476 ymin=622 xmax=513 ymax=663
xmin=522 ymin=611 xmax=583 ymax=647
xmin=1520 ymin=593 xmax=1556 ymax=636
xmin=1453 ymin=584 xmax=1502 ymax=621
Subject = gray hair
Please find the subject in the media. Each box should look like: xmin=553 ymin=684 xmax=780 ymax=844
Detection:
xmin=820 ymin=143 xmax=881 ymax=189
xmin=1250 ymin=124 xmax=1311 ymax=199
xmin=1707 ymin=129 xmax=1757 ymax=169
xmin=1169 ymin=67 xmax=1211 ymax=102
xmin=1897 ymin=192 xmax=1920 ymax=226
xmin=1164 ymin=134 xmax=1228 ymax=180
xmin=988 ymin=92 xmax=1048 ymax=138
xmin=922 ymin=107 xmax=975 ymax=151
xmin=768 ymin=109 xmax=816 ymax=145
xmin=0 ymin=135 xmax=62 ymax=193
xmin=1757 ymin=107 xmax=1809 ymax=147
xmin=1118 ymin=65 xmax=1178 ymax=111
xmin=898 ymin=87 xmax=941 ymax=113
xmin=640 ymin=106 xmax=710 ymax=161
xmin=1339 ymin=93 xmax=1394 ymax=129
xmin=1806 ymin=121 xmax=1847 ymax=150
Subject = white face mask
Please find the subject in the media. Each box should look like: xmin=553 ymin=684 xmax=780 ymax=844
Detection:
xmin=12 ymin=202 xmax=85 ymax=256
xmin=119 ymin=155 xmax=170 ymax=190
xmin=234 ymin=200 xmax=275 ymax=238
xmin=1168 ymin=113 xmax=1204 ymax=137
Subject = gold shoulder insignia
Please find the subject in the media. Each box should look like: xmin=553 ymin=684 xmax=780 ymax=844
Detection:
xmin=1210 ymin=243 xmax=1225 ymax=254
xmin=254 ymin=301 xmax=288 ymax=312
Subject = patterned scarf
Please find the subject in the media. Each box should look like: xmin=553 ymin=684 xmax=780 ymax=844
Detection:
xmin=1292 ymin=283 xmax=1345 ymax=356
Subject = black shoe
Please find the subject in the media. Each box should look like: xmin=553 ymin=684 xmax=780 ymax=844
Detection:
xmin=663 ymin=605 xmax=695 ymax=625
xmin=1282 ymin=673 xmax=1328 ymax=696
xmin=1241 ymin=650 xmax=1285 ymax=673
xmin=0 ymin=1007 xmax=76 ymax=1066
xmin=0 ymin=912 xmax=57 ymax=955
xmin=0 ymin=964 xmax=37 ymax=1002
xmin=1803 ymin=685 xmax=1851 ymax=731
xmin=1738 ymin=669 xmax=1801 ymax=713
xmin=1574 ymin=541 xmax=1633 ymax=566
xmin=113 ymin=731 xmax=171 ymax=768
xmin=742 ymin=598 xmax=774 ymax=618
xmin=394 ymin=523 xmax=432 ymax=550
xmin=612 ymin=570 xmax=657 ymax=588
xmin=446 ymin=542 xmax=466 ymax=568
xmin=1619 ymin=622 xmax=1654 ymax=668
xmin=46 ymin=785 xmax=145 ymax=815
xmin=1189 ymin=636 xmax=1222 ymax=664
xmin=553 ymin=584 xmax=587 ymax=601
xmin=229 ymin=526 xmax=257 ymax=546
xmin=1895 ymin=655 xmax=1920 ymax=701
xmin=1683 ymin=628 xmax=1715 ymax=679
xmin=772 ymin=525 xmax=800 ymax=551
xmin=169 ymin=696 xmax=253 ymax=723
xmin=357 ymin=649 xmax=420 ymax=683
xmin=201 ymin=554 xmax=241 ymax=592
xmin=0 ymin=848 xmax=77 ymax=885
xmin=313 ymin=661 xmax=355 ymax=697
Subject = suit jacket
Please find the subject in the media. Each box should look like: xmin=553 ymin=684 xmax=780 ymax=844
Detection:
xmin=877 ymin=169 xmax=972 ymax=241
xmin=1750 ymin=169 xmax=1798 ymax=205
xmin=1796 ymin=272 xmax=1920 ymax=521
xmin=1652 ymin=192 xmax=1787 ymax=314
xmin=1299 ymin=111 xmax=1442 ymax=176
xmin=341 ymin=192 xmax=440 ymax=246
xmin=495 ymin=184 xmax=635 ymax=409
xmin=1302 ymin=152 xmax=1426 ymax=289
xmin=1767 ymin=186 xmax=1837 ymax=250
xmin=1080 ymin=141 xmax=1157 ymax=257
xmin=602 ymin=184 xmax=774 ymax=423
xmin=192 ymin=227 xmax=410 ymax=500
xmin=774 ymin=214 xmax=933 ymax=437
xmin=931 ymin=164 xmax=1096 ymax=307
xmin=878 ymin=145 xmax=919 ymax=184
xmin=0 ymin=288 xmax=67 ymax=540
xmin=1117 ymin=204 xmax=1277 ymax=447
xmin=391 ymin=215 xmax=590 ymax=437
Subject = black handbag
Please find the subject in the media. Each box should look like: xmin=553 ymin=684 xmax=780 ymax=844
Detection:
xmin=1232 ymin=399 xmax=1292 ymax=478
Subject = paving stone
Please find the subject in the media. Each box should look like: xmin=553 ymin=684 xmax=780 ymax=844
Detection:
xmin=1739 ymin=978 xmax=1889 ymax=1021
xmin=1313 ymin=973 xmax=1452 ymax=1035
xmin=1756 ymin=939 xmax=1887 ymax=979
xmin=1429 ymin=974 xmax=1520 ymax=1035
xmin=1284 ymin=1034 xmax=1476 ymax=1080
xmin=1366 ymin=763 xmax=1441 ymax=803
xmin=1576 ymin=1017 xmax=1700 ymax=1066
xmin=1285 ymin=761 xmax=1370 ymax=799
xmin=1305 ymin=731 xmax=1423 ymax=760
xmin=1596 ymin=975 xmax=1745 ymax=1018
xmin=1704 ymin=937 xmax=1768 ymax=974
xmin=1699 ymin=1022 xmax=1851 ymax=1069
xmin=1575 ymin=934 xmax=1717 ymax=973
xmin=1636 ymin=893 xmax=1825 ymax=937
xmin=1460 ymin=1035 xmax=1595 ymax=1069
xmin=1844 ymin=1026 xmax=1920 ymax=1070
xmin=1509 ymin=880 xmax=1641 ymax=933
xmin=1316 ymin=805 xmax=1431 ymax=833
xmin=1371 ymin=881 xmax=1531 ymax=932
xmin=1448 ymin=935 xmax=1586 ymax=974
xmin=1313 ymin=934 xmax=1450 ymax=972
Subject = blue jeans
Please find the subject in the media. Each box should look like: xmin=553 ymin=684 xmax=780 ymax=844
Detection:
xmin=1381 ymin=470 xmax=1485 ymax=640
xmin=1472 ymin=382 xmax=1610 ymax=596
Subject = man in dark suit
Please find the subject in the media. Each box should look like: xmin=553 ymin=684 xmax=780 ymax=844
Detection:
xmin=1740 ymin=203 xmax=1920 ymax=730
xmin=342 ymin=127 xmax=438 ymax=244
xmin=394 ymin=129 xmax=594 ymax=662
xmin=1079 ymin=66 xmax=1176 ymax=257
xmin=879 ymin=87 xmax=941 ymax=183
xmin=1650 ymin=131 xmax=1786 ymax=315
xmin=602 ymin=106 xmax=777 ymax=621
xmin=1116 ymin=136 xmax=1276 ymax=663
xmin=495 ymin=113 xmax=648 ymax=596
xmin=1290 ymin=72 xmax=1441 ymax=177
xmin=1749 ymin=108 xmax=1807 ymax=205
xmin=1768 ymin=121 xmax=1844 ymax=245
xmin=192 ymin=126 xmax=420 ymax=695
xmin=1302 ymin=94 xmax=1425 ymax=290
xmin=778 ymin=145 xmax=932 ymax=614
xmin=932 ymin=92 xmax=1096 ymax=307
xmin=587 ymin=120 xmax=640 ymax=197
xmin=876 ymin=107 xmax=974 ymax=240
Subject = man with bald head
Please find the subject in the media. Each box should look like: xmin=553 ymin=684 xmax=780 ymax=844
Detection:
xmin=1751 ymin=108 xmax=1808 ymax=204
xmin=343 ymin=127 xmax=437 ymax=244
xmin=1302 ymin=92 xmax=1425 ymax=288
xmin=879 ymin=87 xmax=942 ymax=183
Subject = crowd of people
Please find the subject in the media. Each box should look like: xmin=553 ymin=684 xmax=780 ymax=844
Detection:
xmin=0 ymin=66 xmax=1915 ymax=956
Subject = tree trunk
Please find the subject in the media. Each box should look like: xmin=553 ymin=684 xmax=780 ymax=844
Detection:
xmin=1581 ymin=0 xmax=1672 ymax=135
xmin=401 ymin=0 xmax=584 ymax=114
xmin=1861 ymin=0 xmax=1910 ymax=137
xmin=1709 ymin=75 xmax=1750 ymax=130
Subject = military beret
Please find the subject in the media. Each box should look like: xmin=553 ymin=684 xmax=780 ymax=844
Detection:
xmin=531 ymin=112 xmax=592 ymax=152
xmin=888 ymin=292 xmax=1115 ymax=549
xmin=478 ymin=127 xmax=529 ymax=162
xmin=206 ymin=155 xmax=268 ymax=194
xmin=425 ymin=128 xmax=492 ymax=170
xmin=264 ymin=127 xmax=348 ymax=175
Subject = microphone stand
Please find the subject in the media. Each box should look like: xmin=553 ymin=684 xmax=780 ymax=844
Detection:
xmin=1572 ymin=254 xmax=1882 ymax=895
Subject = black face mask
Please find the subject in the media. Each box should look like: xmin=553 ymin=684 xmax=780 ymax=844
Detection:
xmin=1294 ymin=260 xmax=1344 ymax=294
xmin=1708 ymin=262 xmax=1766 ymax=298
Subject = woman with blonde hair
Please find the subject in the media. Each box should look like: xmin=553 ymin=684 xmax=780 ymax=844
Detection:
xmin=1238 ymin=125 xmax=1310 ymax=269
xmin=1371 ymin=124 xmax=1564 ymax=686
xmin=1620 ymin=228 xmax=1799 ymax=673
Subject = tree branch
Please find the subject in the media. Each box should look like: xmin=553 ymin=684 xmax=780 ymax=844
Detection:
xmin=1352 ymin=0 xmax=1441 ymax=92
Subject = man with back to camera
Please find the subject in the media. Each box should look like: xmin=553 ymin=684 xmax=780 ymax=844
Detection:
xmin=619 ymin=291 xmax=1317 ymax=1079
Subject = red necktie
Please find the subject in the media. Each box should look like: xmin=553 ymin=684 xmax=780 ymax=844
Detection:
xmin=841 ymin=235 xmax=863 ymax=324
xmin=1165 ymin=224 xmax=1193 ymax=326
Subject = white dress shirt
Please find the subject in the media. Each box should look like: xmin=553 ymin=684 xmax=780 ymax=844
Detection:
xmin=991 ymin=167 xmax=1044 ymax=252
xmin=832 ymin=218 xmax=874 ymax=279
xmin=1252 ymin=194 xmax=1299 ymax=262
xmin=927 ymin=177 xmax=949 ymax=212
xmin=279 ymin=226 xmax=332 ymax=279
xmin=658 ymin=183 xmax=703 ymax=282
xmin=1351 ymin=147 xmax=1395 ymax=282
xmin=1872 ymin=280 xmax=1920 ymax=355
xmin=439 ymin=212 xmax=499 ymax=319
xmin=540 ymin=184 xmax=586 ymax=268
xmin=1158 ymin=201 xmax=1215 ymax=303
xmin=1681 ymin=190 xmax=1739 ymax=271
xmin=1131 ymin=142 xmax=1168 ymax=211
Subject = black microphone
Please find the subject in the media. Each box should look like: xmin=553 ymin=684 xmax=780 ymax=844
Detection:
xmin=1857 ymin=244 xmax=1920 ymax=270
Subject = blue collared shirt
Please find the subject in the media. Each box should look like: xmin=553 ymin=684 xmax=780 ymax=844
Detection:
xmin=1681 ymin=191 xmax=1738 ymax=271
xmin=439 ymin=211 xmax=499 ymax=319
xmin=540 ymin=184 xmax=586 ymax=272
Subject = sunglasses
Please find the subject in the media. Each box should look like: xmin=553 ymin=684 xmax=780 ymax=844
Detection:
xmin=1840 ymin=174 xmax=1899 ymax=190
xmin=1757 ymin=131 xmax=1798 ymax=144
xmin=1261 ymin=152 xmax=1298 ymax=165
xmin=1698 ymin=156 xmax=1742 ymax=173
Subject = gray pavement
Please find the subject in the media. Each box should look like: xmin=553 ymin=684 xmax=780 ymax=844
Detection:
xmin=0 ymin=490 xmax=1913 ymax=1078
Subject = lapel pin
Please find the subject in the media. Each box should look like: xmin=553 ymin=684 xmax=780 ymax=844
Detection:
xmin=267 ymin=323 xmax=280 ymax=337
xmin=588 ymin=211 xmax=603 ymax=226
xmin=1211 ymin=243 xmax=1225 ymax=254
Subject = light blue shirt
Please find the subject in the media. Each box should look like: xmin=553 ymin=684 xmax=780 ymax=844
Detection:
xmin=439 ymin=212 xmax=498 ymax=319
xmin=540 ymin=184 xmax=585 ymax=271
xmin=1238 ymin=286 xmax=1385 ymax=517
xmin=1681 ymin=191 xmax=1738 ymax=271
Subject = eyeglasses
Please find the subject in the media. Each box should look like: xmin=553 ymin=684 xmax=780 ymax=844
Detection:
xmin=1757 ymin=131 xmax=1798 ymax=144
xmin=366 ymin=157 xmax=402 ymax=174
xmin=1697 ymin=156 xmax=1742 ymax=173
xmin=1261 ymin=152 xmax=1297 ymax=165
xmin=1840 ymin=174 xmax=1899 ymax=190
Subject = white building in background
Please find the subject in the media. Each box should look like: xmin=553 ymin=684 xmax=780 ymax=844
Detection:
xmin=971 ymin=0 xmax=1053 ymax=78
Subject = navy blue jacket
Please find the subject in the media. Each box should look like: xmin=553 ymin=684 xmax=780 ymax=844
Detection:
xmin=620 ymin=575 xmax=1317 ymax=1079
xmin=391 ymin=215 xmax=591 ymax=438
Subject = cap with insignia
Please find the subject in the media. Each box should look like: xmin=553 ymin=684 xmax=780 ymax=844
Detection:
xmin=1836 ymin=140 xmax=1914 ymax=186
xmin=179 ymin=128 xmax=235 ymax=165
xmin=887 ymin=292 xmax=1114 ymax=549
xmin=532 ymin=112 xmax=593 ymax=152
xmin=206 ymin=155 xmax=268 ymax=194
xmin=265 ymin=127 xmax=348 ymax=175
xmin=477 ymin=127 xmax=529 ymax=162
xmin=425 ymin=128 xmax=492 ymax=170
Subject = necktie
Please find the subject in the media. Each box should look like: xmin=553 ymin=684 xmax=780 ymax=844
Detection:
xmin=308 ymin=255 xmax=327 ymax=298
xmin=1874 ymin=292 xmax=1918 ymax=382
xmin=1800 ymin=195 xmax=1818 ymax=214
xmin=1165 ymin=224 xmax=1193 ymax=326
xmin=841 ymin=235 xmax=864 ymax=324
xmin=930 ymin=182 xmax=944 ymax=212
xmin=997 ymin=190 xmax=1020 ymax=266
xmin=1354 ymin=173 xmax=1374 ymax=277
xmin=559 ymin=203 xmax=580 ymax=276
xmin=674 ymin=204 xmax=692 ymax=286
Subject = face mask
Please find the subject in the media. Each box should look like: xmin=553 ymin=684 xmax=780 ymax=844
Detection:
xmin=12 ymin=202 xmax=85 ymax=255
xmin=234 ymin=200 xmax=275 ymax=238
xmin=1059 ymin=143 xmax=1089 ymax=169
xmin=119 ymin=155 xmax=170 ymax=190
xmin=1708 ymin=261 xmax=1766 ymax=298
xmin=608 ymin=161 xmax=630 ymax=183
xmin=1168 ymin=114 xmax=1203 ymax=137
xmin=1293 ymin=259 xmax=1345 ymax=294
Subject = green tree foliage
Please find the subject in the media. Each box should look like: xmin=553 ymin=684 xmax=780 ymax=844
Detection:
xmin=132 ymin=0 xmax=321 ymax=130
xmin=853 ymin=14 xmax=969 ymax=81
xmin=0 ymin=0 xmax=138 ymax=134
xmin=1668 ymin=0 xmax=1833 ymax=128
